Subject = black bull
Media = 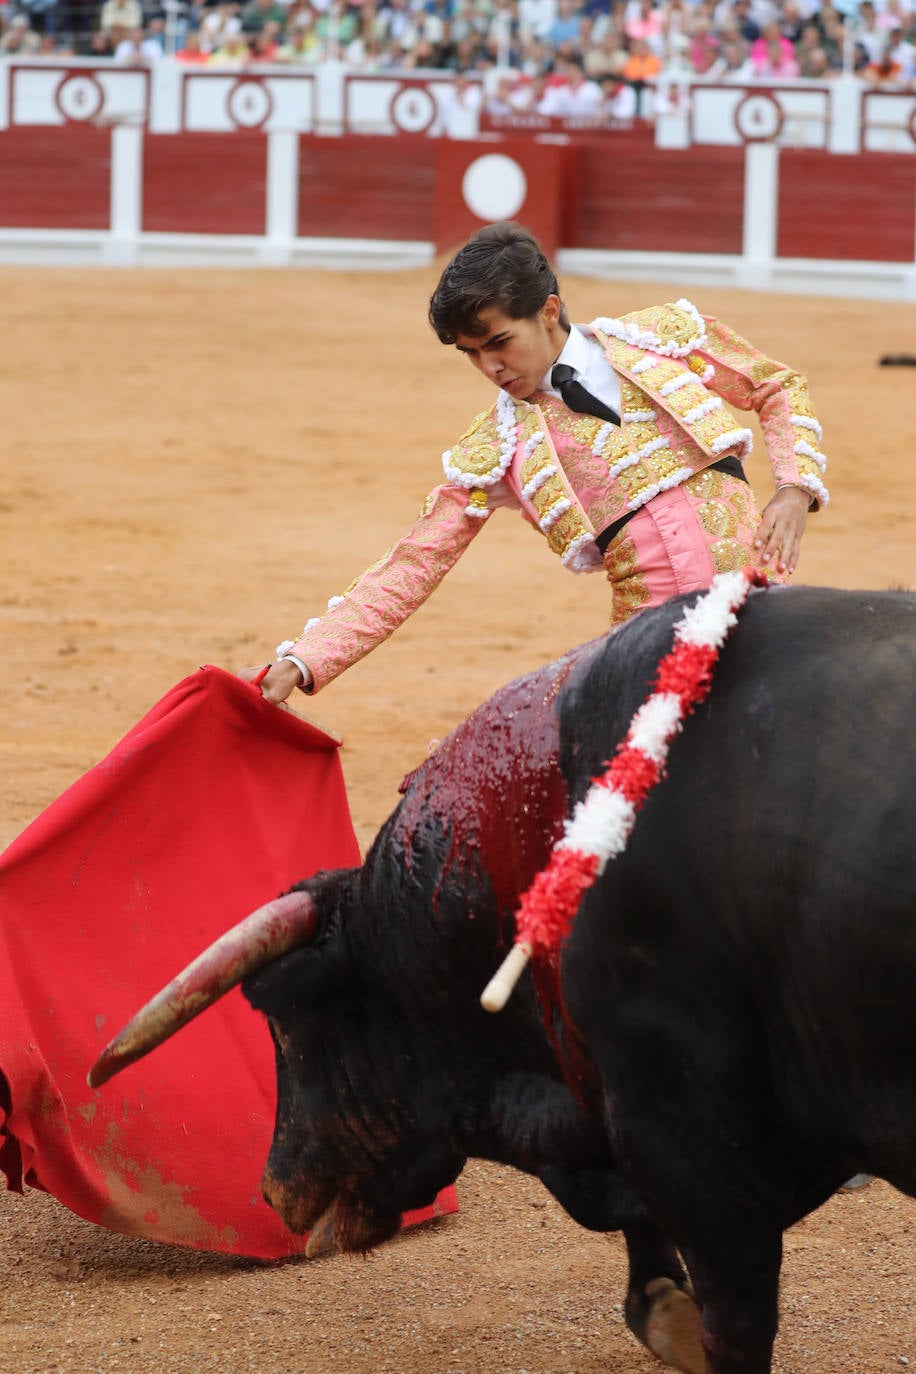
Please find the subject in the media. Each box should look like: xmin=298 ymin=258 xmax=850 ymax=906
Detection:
xmin=90 ymin=585 xmax=916 ymax=1374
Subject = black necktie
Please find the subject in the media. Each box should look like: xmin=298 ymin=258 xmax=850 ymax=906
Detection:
xmin=551 ymin=363 xmax=620 ymax=426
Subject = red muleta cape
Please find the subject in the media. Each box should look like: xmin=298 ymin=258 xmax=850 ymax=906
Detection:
xmin=0 ymin=666 xmax=457 ymax=1257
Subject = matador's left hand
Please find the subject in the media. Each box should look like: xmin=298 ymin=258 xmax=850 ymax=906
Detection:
xmin=754 ymin=486 xmax=811 ymax=575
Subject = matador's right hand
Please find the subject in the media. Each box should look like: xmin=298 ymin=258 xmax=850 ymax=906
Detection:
xmin=239 ymin=659 xmax=307 ymax=706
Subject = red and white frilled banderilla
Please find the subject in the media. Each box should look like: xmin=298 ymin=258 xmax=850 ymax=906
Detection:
xmin=481 ymin=568 xmax=765 ymax=1013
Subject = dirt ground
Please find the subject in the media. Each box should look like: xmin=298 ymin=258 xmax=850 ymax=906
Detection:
xmin=1 ymin=265 xmax=914 ymax=1374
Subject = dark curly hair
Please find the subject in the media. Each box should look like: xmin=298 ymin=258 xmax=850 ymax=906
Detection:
xmin=428 ymin=222 xmax=569 ymax=345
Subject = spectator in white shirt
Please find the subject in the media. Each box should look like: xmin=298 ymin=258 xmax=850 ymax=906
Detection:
xmin=537 ymin=56 xmax=603 ymax=116
xmin=99 ymin=0 xmax=143 ymax=31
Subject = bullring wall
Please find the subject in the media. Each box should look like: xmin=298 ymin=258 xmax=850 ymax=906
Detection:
xmin=1 ymin=58 xmax=914 ymax=299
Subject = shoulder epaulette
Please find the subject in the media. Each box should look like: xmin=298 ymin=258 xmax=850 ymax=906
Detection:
xmin=442 ymin=394 xmax=520 ymax=488
xmin=591 ymin=299 xmax=707 ymax=359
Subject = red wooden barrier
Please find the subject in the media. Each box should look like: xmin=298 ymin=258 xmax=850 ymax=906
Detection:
xmin=0 ymin=126 xmax=110 ymax=230
xmin=297 ymin=135 xmax=436 ymax=240
xmin=574 ymin=136 xmax=745 ymax=256
xmin=143 ymin=132 xmax=268 ymax=236
xmin=778 ymin=149 xmax=916 ymax=262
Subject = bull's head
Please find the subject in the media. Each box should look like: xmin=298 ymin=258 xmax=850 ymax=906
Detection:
xmin=89 ymin=855 xmax=610 ymax=1256
xmin=89 ymin=650 xmax=615 ymax=1254
xmin=89 ymin=869 xmax=453 ymax=1250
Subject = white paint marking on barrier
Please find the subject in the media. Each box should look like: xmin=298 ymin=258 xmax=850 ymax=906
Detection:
xmin=461 ymin=154 xmax=527 ymax=223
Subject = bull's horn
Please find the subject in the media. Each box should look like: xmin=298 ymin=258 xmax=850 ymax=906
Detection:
xmin=87 ymin=889 xmax=317 ymax=1089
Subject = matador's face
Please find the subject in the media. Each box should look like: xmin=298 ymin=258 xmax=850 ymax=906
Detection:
xmin=453 ymin=295 xmax=568 ymax=403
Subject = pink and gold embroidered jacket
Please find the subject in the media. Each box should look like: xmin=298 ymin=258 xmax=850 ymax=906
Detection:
xmin=284 ymin=300 xmax=828 ymax=692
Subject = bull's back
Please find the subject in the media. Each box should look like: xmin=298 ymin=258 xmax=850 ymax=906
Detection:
xmin=559 ymin=586 xmax=916 ymax=1178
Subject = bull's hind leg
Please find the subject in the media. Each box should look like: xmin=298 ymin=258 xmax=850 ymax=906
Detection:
xmin=622 ymin=1222 xmax=706 ymax=1374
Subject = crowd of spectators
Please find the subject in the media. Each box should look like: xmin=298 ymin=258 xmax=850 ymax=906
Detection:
xmin=1 ymin=0 xmax=913 ymax=105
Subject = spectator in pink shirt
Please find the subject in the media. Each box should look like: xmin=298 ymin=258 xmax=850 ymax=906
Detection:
xmin=751 ymin=22 xmax=800 ymax=75
xmin=624 ymin=0 xmax=664 ymax=52
xmin=688 ymin=15 xmax=721 ymax=73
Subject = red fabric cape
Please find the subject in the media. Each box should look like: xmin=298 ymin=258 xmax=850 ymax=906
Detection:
xmin=0 ymin=666 xmax=457 ymax=1257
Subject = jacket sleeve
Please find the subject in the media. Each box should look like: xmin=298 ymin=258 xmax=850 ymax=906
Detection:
xmin=695 ymin=315 xmax=829 ymax=510
xmin=283 ymin=483 xmax=489 ymax=693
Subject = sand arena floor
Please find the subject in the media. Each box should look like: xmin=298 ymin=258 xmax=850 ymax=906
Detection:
xmin=0 ymin=266 xmax=914 ymax=1373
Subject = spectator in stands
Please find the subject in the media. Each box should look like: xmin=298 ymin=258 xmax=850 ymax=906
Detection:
xmin=518 ymin=34 xmax=552 ymax=75
xmin=488 ymin=0 xmax=522 ymax=50
xmin=448 ymin=0 xmax=487 ymax=46
xmin=852 ymin=0 xmax=886 ymax=63
xmin=688 ymin=13 xmax=721 ymax=72
xmin=279 ymin=23 xmax=323 ymax=59
xmin=208 ymin=29 xmax=251 ymax=61
xmin=750 ymin=21 xmax=800 ymax=74
xmin=812 ymin=2 xmax=846 ymax=61
xmin=877 ymin=0 xmax=911 ymax=35
xmin=99 ymin=0 xmax=142 ymax=31
xmin=505 ymin=68 xmax=549 ymax=109
xmin=888 ymin=24 xmax=916 ymax=77
xmin=659 ymin=0 xmax=690 ymax=58
xmin=286 ymin=0 xmax=321 ymax=35
xmin=175 ymin=27 xmax=209 ymax=59
xmin=583 ymin=25 xmax=629 ymax=80
xmin=403 ymin=34 xmax=446 ymax=65
xmin=547 ymin=0 xmax=585 ymax=49
xmin=249 ymin=20 xmax=281 ymax=57
xmin=537 ymin=53 xmax=603 ymax=113
xmin=707 ymin=32 xmax=754 ymax=77
xmin=446 ymin=32 xmax=485 ymax=70
xmin=12 ymin=0 xmax=59 ymax=38
xmin=198 ymin=2 xmax=243 ymax=53
xmin=795 ymin=23 xmax=831 ymax=73
xmin=438 ymin=69 xmax=483 ymax=133
xmin=314 ymin=0 xmax=358 ymax=53
xmin=37 ymin=31 xmax=73 ymax=51
xmin=485 ymin=72 xmax=521 ymax=115
xmin=517 ymin=0 xmax=553 ymax=42
xmin=143 ymin=11 xmax=167 ymax=55
xmin=346 ymin=32 xmax=386 ymax=65
xmin=621 ymin=35 xmax=662 ymax=83
xmin=599 ymin=71 xmax=639 ymax=116
xmin=778 ymin=0 xmax=805 ymax=47
xmin=419 ymin=0 xmax=449 ymax=46
xmin=797 ymin=43 xmax=832 ymax=76
xmin=241 ymin=0 xmax=286 ymax=34
xmin=113 ymin=23 xmax=162 ymax=59
xmin=717 ymin=0 xmax=760 ymax=45
xmin=87 ymin=25 xmax=115 ymax=52
xmin=754 ymin=32 xmax=801 ymax=74
xmin=624 ymin=0 xmax=664 ymax=52
xmin=863 ymin=39 xmax=904 ymax=80
xmin=0 ymin=13 xmax=41 ymax=50
xmin=377 ymin=0 xmax=419 ymax=49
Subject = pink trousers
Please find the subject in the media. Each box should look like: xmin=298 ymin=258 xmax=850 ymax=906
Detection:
xmin=603 ymin=468 xmax=787 ymax=628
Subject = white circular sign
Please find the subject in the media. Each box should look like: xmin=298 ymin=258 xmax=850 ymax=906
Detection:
xmin=734 ymin=92 xmax=783 ymax=143
xmin=56 ymin=73 xmax=105 ymax=123
xmin=228 ymin=79 xmax=272 ymax=129
xmin=390 ymin=85 xmax=437 ymax=134
xmin=461 ymin=154 xmax=527 ymax=223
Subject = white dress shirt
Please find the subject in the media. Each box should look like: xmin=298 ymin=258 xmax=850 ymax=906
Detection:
xmin=536 ymin=324 xmax=622 ymax=417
